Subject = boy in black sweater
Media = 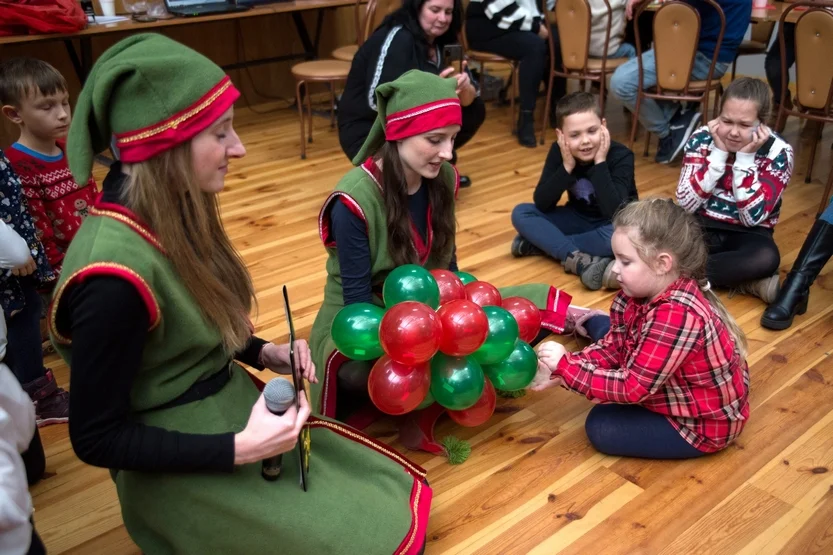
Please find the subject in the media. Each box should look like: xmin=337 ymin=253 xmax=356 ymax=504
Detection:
xmin=511 ymin=92 xmax=637 ymax=290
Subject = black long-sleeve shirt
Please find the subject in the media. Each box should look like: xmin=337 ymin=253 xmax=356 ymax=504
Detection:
xmin=64 ymin=165 xmax=266 ymax=473
xmin=533 ymin=140 xmax=637 ymax=220
xmin=330 ymin=185 xmax=457 ymax=305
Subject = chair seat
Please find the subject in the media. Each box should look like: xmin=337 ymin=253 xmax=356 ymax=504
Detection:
xmin=687 ymin=79 xmax=724 ymax=92
xmin=332 ymin=44 xmax=358 ymax=62
xmin=291 ymin=60 xmax=351 ymax=80
xmin=466 ymin=49 xmax=516 ymax=64
xmin=736 ymin=40 xmax=767 ymax=55
xmin=585 ymin=56 xmax=630 ymax=72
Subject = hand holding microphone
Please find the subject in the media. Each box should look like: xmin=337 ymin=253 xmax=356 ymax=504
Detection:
xmin=233 ymin=379 xmax=310 ymax=468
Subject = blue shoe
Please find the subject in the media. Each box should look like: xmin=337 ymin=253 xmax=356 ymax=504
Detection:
xmin=657 ymin=108 xmax=701 ymax=164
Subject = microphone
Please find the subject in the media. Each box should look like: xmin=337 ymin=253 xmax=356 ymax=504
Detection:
xmin=261 ymin=378 xmax=296 ymax=481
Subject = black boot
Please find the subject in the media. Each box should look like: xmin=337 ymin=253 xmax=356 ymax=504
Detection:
xmin=761 ymin=219 xmax=833 ymax=330
xmin=517 ymin=110 xmax=537 ymax=148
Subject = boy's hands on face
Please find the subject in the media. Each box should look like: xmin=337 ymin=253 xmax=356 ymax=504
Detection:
xmin=556 ymin=129 xmax=576 ymax=174
xmin=594 ymin=125 xmax=610 ymax=164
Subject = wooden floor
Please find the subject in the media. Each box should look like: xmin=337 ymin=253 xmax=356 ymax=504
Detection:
xmin=33 ymin=91 xmax=833 ymax=554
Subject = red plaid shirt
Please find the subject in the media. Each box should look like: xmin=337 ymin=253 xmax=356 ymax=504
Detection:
xmin=554 ymin=278 xmax=749 ymax=452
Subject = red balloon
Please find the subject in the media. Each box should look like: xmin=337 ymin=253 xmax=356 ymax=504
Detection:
xmin=447 ymin=379 xmax=496 ymax=427
xmin=430 ymin=269 xmax=467 ymax=305
xmin=436 ymin=300 xmax=489 ymax=356
xmin=501 ymin=296 xmax=542 ymax=343
xmin=465 ymin=281 xmax=502 ymax=307
xmin=368 ymin=356 xmax=431 ymax=415
xmin=379 ymin=301 xmax=443 ymax=365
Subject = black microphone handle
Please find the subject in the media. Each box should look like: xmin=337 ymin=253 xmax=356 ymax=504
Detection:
xmin=261 ymin=407 xmax=287 ymax=482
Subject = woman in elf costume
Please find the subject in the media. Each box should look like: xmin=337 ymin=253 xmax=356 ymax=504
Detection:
xmin=49 ymin=35 xmax=431 ymax=554
xmin=310 ymin=70 xmax=603 ymax=453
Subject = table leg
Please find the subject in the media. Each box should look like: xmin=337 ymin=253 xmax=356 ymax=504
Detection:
xmin=63 ymin=39 xmax=84 ymax=83
xmin=291 ymin=12 xmax=315 ymax=60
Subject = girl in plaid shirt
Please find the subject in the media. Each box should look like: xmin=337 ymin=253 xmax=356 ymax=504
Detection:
xmin=532 ymin=199 xmax=750 ymax=459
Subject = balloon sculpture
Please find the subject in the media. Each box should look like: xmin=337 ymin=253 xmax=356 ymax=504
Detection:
xmin=331 ymin=264 xmax=541 ymax=425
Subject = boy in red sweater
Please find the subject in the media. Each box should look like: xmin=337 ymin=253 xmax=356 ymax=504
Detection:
xmin=1 ymin=57 xmax=98 ymax=276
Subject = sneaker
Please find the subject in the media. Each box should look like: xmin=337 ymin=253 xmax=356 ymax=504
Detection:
xmin=601 ymin=259 xmax=621 ymax=290
xmin=656 ymin=107 xmax=701 ymax=164
xmin=733 ymin=274 xmax=781 ymax=304
xmin=563 ymin=251 xmax=611 ymax=290
xmin=511 ymin=235 xmax=544 ymax=258
xmin=22 ymin=369 xmax=69 ymax=427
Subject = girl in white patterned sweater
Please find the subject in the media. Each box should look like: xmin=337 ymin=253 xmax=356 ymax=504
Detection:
xmin=676 ymin=77 xmax=794 ymax=303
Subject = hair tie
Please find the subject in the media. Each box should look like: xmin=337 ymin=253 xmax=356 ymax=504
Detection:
xmin=700 ymin=280 xmax=712 ymax=292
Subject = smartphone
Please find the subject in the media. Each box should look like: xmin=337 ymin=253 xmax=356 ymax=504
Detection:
xmin=442 ymin=44 xmax=464 ymax=73
xmin=751 ymin=122 xmax=760 ymax=139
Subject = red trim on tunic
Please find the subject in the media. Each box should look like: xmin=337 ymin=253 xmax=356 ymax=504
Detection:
xmin=90 ymin=200 xmax=165 ymax=254
xmin=49 ymin=263 xmax=161 ymax=344
xmin=540 ymin=287 xmax=572 ymax=334
xmin=385 ymin=99 xmax=462 ymax=141
xmin=395 ymin=480 xmax=433 ymax=555
xmin=318 ymin=191 xmax=369 ymax=248
xmin=321 ymin=349 xmax=349 ymax=417
xmin=115 ymin=76 xmax=240 ymax=163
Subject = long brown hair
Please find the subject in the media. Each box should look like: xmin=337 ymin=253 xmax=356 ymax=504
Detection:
xmin=122 ymin=142 xmax=255 ymax=354
xmin=720 ymin=76 xmax=772 ymax=123
xmin=613 ymin=199 xmax=747 ymax=358
xmin=375 ymin=141 xmax=455 ymax=266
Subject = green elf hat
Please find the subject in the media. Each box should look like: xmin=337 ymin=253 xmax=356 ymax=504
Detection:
xmin=351 ymin=69 xmax=462 ymax=165
xmin=67 ymin=33 xmax=240 ymax=184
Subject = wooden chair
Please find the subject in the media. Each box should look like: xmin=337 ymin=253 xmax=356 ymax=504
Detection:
xmin=540 ymin=0 xmax=629 ymax=145
xmin=730 ymin=18 xmax=776 ymax=80
xmin=461 ymin=0 xmax=521 ymax=133
xmin=291 ymin=60 xmax=351 ymax=159
xmin=628 ymin=0 xmax=725 ymax=156
xmin=774 ymin=1 xmax=833 ymax=215
xmin=332 ymin=0 xmax=378 ymax=62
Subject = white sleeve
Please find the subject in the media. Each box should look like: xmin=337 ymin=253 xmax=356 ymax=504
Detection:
xmin=0 ymin=221 xmax=30 ymax=270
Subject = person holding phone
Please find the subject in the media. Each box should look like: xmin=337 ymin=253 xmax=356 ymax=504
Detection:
xmin=338 ymin=0 xmax=484 ymax=188
xmin=49 ymin=34 xmax=434 ymax=554
xmin=676 ymin=77 xmax=794 ymax=304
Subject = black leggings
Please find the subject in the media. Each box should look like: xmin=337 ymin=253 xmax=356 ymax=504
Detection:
xmin=704 ymin=227 xmax=780 ymax=288
xmin=765 ymin=22 xmax=795 ymax=105
xmin=339 ymin=98 xmax=486 ymax=164
xmin=465 ymin=18 xmax=564 ymax=112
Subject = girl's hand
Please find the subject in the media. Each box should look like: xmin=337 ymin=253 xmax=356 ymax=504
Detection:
xmin=537 ymin=340 xmax=567 ymax=370
xmin=260 ymin=341 xmax=318 ymax=384
xmin=708 ymin=118 xmax=728 ymax=152
xmin=528 ymin=360 xmax=563 ymax=392
xmin=234 ymin=391 xmax=311 ymax=465
xmin=11 ymin=256 xmax=36 ymax=277
xmin=740 ymin=123 xmax=771 ymax=154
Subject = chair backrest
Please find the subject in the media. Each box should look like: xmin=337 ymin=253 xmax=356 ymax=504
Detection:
xmin=555 ymin=0 xmax=592 ymax=70
xmin=358 ymin=0 xmax=378 ymax=45
xmin=749 ymin=19 xmax=775 ymax=45
xmin=652 ymin=2 xmax=701 ymax=91
xmin=792 ymin=3 xmax=833 ymax=111
xmin=364 ymin=0 xmax=399 ymax=39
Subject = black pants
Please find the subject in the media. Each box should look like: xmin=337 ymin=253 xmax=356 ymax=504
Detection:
xmin=339 ymin=97 xmax=486 ymax=164
xmin=765 ymin=22 xmax=795 ymax=105
xmin=704 ymin=226 xmax=780 ymax=287
xmin=465 ymin=18 xmax=563 ymax=112
xmin=24 ymin=430 xmax=47 ymax=554
xmin=5 ymin=278 xmax=47 ymax=385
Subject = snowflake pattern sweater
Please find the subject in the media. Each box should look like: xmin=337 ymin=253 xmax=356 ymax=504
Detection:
xmin=676 ymin=126 xmax=793 ymax=231
xmin=5 ymin=142 xmax=98 ymax=272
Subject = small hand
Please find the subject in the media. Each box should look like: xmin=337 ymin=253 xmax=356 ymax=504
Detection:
xmin=740 ymin=123 xmax=771 ymax=154
xmin=528 ymin=360 xmax=563 ymax=392
xmin=260 ymin=340 xmax=318 ymax=384
xmin=625 ymin=0 xmax=640 ymax=20
xmin=708 ymin=118 xmax=728 ymax=152
xmin=439 ymin=66 xmax=456 ymax=79
xmin=556 ymin=129 xmax=576 ymax=173
xmin=537 ymin=340 xmax=567 ymax=370
xmin=537 ymin=25 xmax=549 ymax=40
xmin=11 ymin=256 xmax=36 ymax=277
xmin=594 ymin=125 xmax=610 ymax=164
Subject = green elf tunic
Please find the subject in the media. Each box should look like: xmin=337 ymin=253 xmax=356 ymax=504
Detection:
xmin=49 ymin=201 xmax=431 ymax=555
xmin=310 ymin=158 xmax=572 ymax=419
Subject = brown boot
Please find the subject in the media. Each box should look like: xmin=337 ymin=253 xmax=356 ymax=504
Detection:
xmin=733 ymin=274 xmax=781 ymax=304
xmin=22 ymin=369 xmax=69 ymax=427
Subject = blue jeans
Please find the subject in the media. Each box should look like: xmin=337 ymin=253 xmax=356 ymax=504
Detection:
xmin=512 ymin=204 xmax=614 ymax=261
xmin=821 ymin=197 xmax=833 ymax=225
xmin=611 ymin=43 xmax=636 ymax=60
xmin=610 ymin=50 xmax=729 ymax=138
xmin=585 ymin=404 xmax=708 ymax=459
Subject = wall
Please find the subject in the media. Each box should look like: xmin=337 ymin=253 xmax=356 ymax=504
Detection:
xmin=0 ymin=2 xmax=358 ymax=147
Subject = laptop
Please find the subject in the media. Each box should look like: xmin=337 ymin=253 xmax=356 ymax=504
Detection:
xmin=164 ymin=0 xmax=249 ymax=17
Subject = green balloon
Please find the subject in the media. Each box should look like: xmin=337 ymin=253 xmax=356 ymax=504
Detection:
xmin=482 ymin=340 xmax=538 ymax=391
xmin=383 ymin=264 xmax=441 ymax=308
xmin=331 ymin=303 xmax=385 ymax=361
xmin=473 ymin=306 xmax=520 ymax=365
xmin=416 ymin=390 xmax=435 ymax=410
xmin=430 ymin=353 xmax=485 ymax=411
xmin=455 ymin=271 xmax=477 ymax=285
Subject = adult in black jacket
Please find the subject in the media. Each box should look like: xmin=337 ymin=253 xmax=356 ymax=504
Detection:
xmin=338 ymin=0 xmax=485 ymax=187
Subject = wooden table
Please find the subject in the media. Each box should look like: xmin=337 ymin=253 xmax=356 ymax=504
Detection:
xmin=0 ymin=0 xmax=358 ymax=81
